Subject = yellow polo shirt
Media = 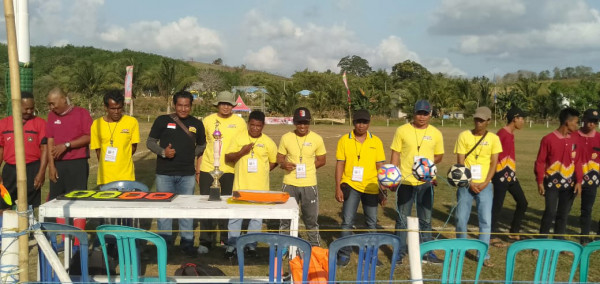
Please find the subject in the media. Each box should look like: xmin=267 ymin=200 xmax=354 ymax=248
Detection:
xmin=227 ymin=132 xmax=277 ymax=191
xmin=336 ymin=131 xmax=386 ymax=194
xmin=278 ymin=131 xmax=327 ymax=187
xmin=90 ymin=115 xmax=140 ymax=185
xmin=454 ymin=130 xmax=503 ymax=183
xmin=200 ymin=113 xmax=247 ymax=173
xmin=390 ymin=123 xmax=444 ymax=186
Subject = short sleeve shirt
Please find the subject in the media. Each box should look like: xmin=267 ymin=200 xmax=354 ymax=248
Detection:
xmin=390 ymin=123 xmax=444 ymax=186
xmin=454 ymin=130 xmax=503 ymax=183
xmin=200 ymin=113 xmax=247 ymax=174
xmin=90 ymin=115 xmax=140 ymax=184
xmin=278 ymin=131 xmax=326 ymax=187
xmin=0 ymin=116 xmax=46 ymax=164
xmin=336 ymin=131 xmax=386 ymax=194
xmin=46 ymin=107 xmax=93 ymax=160
xmin=227 ymin=132 xmax=277 ymax=191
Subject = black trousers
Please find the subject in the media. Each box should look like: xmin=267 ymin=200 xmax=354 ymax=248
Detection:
xmin=198 ymin=171 xmax=234 ymax=246
xmin=580 ymin=185 xmax=598 ymax=243
xmin=48 ymin=159 xmax=89 ymax=201
xmin=491 ymin=180 xmax=528 ymax=235
xmin=539 ymin=186 xmax=575 ymax=239
xmin=0 ymin=160 xmax=41 ymax=209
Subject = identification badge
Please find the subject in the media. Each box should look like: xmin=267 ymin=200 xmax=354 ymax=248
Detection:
xmin=105 ymin=147 xmax=118 ymax=162
xmin=296 ymin=163 xmax=307 ymax=179
xmin=247 ymin=158 xmax=258 ymax=173
xmin=414 ymin=156 xmax=424 ymax=163
xmin=471 ymin=165 xmax=482 ymax=180
xmin=352 ymin=166 xmax=364 ymax=182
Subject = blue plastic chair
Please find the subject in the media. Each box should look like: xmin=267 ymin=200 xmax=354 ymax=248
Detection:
xmin=505 ymin=239 xmax=583 ymax=284
xmin=38 ymin=222 xmax=89 ymax=283
xmin=236 ymin=233 xmax=312 ymax=283
xmin=327 ymin=233 xmax=401 ymax=283
xmin=420 ymin=239 xmax=488 ymax=284
xmin=96 ymin=224 xmax=169 ymax=283
xmin=580 ymin=240 xmax=600 ymax=282
xmin=99 ymin=180 xmax=149 ymax=227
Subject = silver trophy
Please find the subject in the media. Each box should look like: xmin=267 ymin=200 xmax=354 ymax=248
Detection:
xmin=208 ymin=121 xmax=223 ymax=201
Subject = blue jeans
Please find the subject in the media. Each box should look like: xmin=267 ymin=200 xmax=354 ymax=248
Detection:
xmin=227 ymin=218 xmax=263 ymax=249
xmin=338 ymin=184 xmax=379 ymax=258
xmin=395 ymin=183 xmax=434 ymax=256
xmin=455 ymin=183 xmax=493 ymax=259
xmin=156 ymin=174 xmax=196 ymax=242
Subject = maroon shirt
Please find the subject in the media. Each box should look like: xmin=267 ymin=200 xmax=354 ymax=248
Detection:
xmin=0 ymin=116 xmax=46 ymax=164
xmin=46 ymin=106 xmax=93 ymax=160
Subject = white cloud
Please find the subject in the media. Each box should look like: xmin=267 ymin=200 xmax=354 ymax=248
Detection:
xmin=245 ymin=46 xmax=283 ymax=70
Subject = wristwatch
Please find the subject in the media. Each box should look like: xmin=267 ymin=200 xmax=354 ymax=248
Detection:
xmin=161 ymin=149 xmax=166 ymax=159
xmin=64 ymin=142 xmax=71 ymax=148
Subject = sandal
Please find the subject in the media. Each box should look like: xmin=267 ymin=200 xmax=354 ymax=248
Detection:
xmin=490 ymin=238 xmax=508 ymax=248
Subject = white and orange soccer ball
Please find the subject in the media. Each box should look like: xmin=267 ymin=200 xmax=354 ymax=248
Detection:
xmin=377 ymin=164 xmax=402 ymax=190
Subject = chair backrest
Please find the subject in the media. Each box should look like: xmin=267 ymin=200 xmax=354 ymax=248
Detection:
xmin=99 ymin=180 xmax=150 ymax=192
xmin=505 ymin=239 xmax=583 ymax=284
xmin=327 ymin=233 xmax=401 ymax=283
xmin=96 ymin=224 xmax=168 ymax=283
xmin=236 ymin=233 xmax=312 ymax=283
xmin=420 ymin=239 xmax=488 ymax=284
xmin=38 ymin=222 xmax=89 ymax=283
xmin=580 ymin=240 xmax=600 ymax=282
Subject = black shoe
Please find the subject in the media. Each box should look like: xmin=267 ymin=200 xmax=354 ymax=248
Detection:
xmin=422 ymin=251 xmax=443 ymax=264
xmin=180 ymin=239 xmax=196 ymax=257
xmin=337 ymin=255 xmax=350 ymax=267
xmin=224 ymin=246 xmax=236 ymax=259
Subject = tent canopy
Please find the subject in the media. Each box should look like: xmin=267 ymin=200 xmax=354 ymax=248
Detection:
xmin=233 ymin=96 xmax=251 ymax=112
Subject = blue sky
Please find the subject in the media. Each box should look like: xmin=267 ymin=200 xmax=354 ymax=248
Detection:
xmin=2 ymin=0 xmax=599 ymax=78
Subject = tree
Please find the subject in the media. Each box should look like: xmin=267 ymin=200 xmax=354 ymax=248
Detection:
xmin=337 ymin=55 xmax=372 ymax=77
xmin=69 ymin=60 xmax=111 ymax=111
xmin=213 ymin=58 xmax=223 ymax=65
xmin=140 ymin=58 xmax=196 ymax=113
xmin=391 ymin=60 xmax=431 ymax=82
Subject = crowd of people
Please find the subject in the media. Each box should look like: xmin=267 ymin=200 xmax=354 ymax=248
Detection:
xmin=0 ymin=88 xmax=597 ymax=268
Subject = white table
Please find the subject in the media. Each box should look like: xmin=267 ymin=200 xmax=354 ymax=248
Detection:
xmin=38 ymin=195 xmax=299 ymax=238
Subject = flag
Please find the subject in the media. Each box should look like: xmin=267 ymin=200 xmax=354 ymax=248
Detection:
xmin=0 ymin=184 xmax=12 ymax=206
xmin=342 ymin=71 xmax=350 ymax=103
xmin=124 ymin=65 xmax=134 ymax=103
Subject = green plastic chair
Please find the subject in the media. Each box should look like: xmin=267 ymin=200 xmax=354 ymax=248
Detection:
xmin=580 ymin=240 xmax=600 ymax=282
xmin=505 ymin=239 xmax=583 ymax=284
xmin=96 ymin=224 xmax=169 ymax=283
xmin=420 ymin=239 xmax=488 ymax=284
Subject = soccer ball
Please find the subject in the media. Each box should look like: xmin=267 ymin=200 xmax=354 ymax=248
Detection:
xmin=446 ymin=164 xmax=472 ymax=187
xmin=412 ymin=158 xmax=437 ymax=182
xmin=378 ymin=164 xmax=402 ymax=189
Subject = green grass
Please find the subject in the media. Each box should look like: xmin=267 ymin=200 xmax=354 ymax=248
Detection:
xmin=29 ymin=121 xmax=600 ymax=282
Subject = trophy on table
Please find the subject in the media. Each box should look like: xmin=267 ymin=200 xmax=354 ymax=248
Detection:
xmin=208 ymin=121 xmax=223 ymax=201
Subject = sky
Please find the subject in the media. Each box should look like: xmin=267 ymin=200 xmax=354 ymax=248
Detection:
xmin=1 ymin=0 xmax=600 ymax=78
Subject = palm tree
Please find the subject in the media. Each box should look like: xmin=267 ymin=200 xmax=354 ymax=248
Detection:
xmin=69 ymin=60 xmax=111 ymax=111
xmin=140 ymin=58 xmax=196 ymax=113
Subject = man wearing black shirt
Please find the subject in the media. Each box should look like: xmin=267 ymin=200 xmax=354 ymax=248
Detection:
xmin=146 ymin=91 xmax=206 ymax=255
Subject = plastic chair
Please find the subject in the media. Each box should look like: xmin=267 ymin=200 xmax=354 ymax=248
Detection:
xmin=327 ymin=233 xmax=401 ymax=283
xmin=420 ymin=239 xmax=488 ymax=284
xmin=580 ymin=240 xmax=600 ymax=282
xmin=96 ymin=224 xmax=168 ymax=283
xmin=38 ymin=222 xmax=89 ymax=283
xmin=99 ymin=180 xmax=149 ymax=227
xmin=505 ymin=239 xmax=583 ymax=284
xmin=236 ymin=233 xmax=312 ymax=283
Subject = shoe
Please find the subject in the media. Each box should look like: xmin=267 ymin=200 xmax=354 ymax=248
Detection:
xmin=422 ymin=251 xmax=443 ymax=264
xmin=490 ymin=238 xmax=508 ymax=248
xmin=245 ymin=247 xmax=258 ymax=258
xmin=483 ymin=259 xmax=494 ymax=267
xmin=560 ymin=251 xmax=574 ymax=257
xmin=508 ymin=235 xmax=521 ymax=241
xmin=337 ymin=255 xmax=350 ymax=267
xmin=224 ymin=246 xmax=236 ymax=259
xmin=180 ymin=239 xmax=196 ymax=257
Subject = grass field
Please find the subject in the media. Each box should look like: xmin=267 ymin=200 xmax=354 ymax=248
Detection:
xmin=28 ymin=119 xmax=600 ymax=282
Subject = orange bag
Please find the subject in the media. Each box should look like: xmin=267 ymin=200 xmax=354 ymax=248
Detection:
xmin=289 ymin=246 xmax=329 ymax=284
xmin=231 ymin=190 xmax=290 ymax=204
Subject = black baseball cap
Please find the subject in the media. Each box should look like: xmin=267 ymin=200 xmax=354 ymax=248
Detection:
xmin=583 ymin=109 xmax=600 ymax=122
xmin=506 ymin=106 xmax=528 ymax=122
xmin=353 ymin=109 xmax=371 ymax=122
xmin=293 ymin=107 xmax=311 ymax=123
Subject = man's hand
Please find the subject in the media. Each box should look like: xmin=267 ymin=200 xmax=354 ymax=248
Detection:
xmin=378 ymin=187 xmax=388 ymax=206
xmin=34 ymin=172 xmax=45 ymax=190
xmin=51 ymin=144 xmax=67 ymax=159
xmin=469 ymin=183 xmax=482 ymax=194
xmin=335 ymin=186 xmax=344 ymax=203
xmin=164 ymin=143 xmax=176 ymax=158
xmin=281 ymin=160 xmax=296 ymax=171
xmin=538 ymin=184 xmax=545 ymax=196
xmin=239 ymin=143 xmax=254 ymax=157
xmin=49 ymin=166 xmax=58 ymax=183
xmin=574 ymin=183 xmax=582 ymax=195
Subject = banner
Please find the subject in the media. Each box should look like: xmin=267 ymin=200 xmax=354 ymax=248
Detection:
xmin=342 ymin=71 xmax=350 ymax=103
xmin=265 ymin=117 xmax=293 ymax=125
xmin=124 ymin=65 xmax=133 ymax=103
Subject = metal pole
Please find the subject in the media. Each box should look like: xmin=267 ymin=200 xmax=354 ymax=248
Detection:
xmin=3 ymin=0 xmax=29 ymax=280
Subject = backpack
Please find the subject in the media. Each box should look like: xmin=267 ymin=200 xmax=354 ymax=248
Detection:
xmin=174 ymin=262 xmax=226 ymax=277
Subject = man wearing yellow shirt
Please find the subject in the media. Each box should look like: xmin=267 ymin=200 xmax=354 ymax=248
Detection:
xmin=198 ymin=91 xmax=246 ymax=252
xmin=390 ymin=100 xmax=444 ymax=265
xmin=277 ymin=107 xmax=326 ymax=246
xmin=90 ymin=90 xmax=140 ymax=185
xmin=335 ymin=109 xmax=385 ymax=266
xmin=454 ymin=106 xmax=502 ymax=267
xmin=224 ymin=110 xmax=278 ymax=258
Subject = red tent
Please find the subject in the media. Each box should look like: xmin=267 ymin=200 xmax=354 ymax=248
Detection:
xmin=233 ymin=96 xmax=251 ymax=112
